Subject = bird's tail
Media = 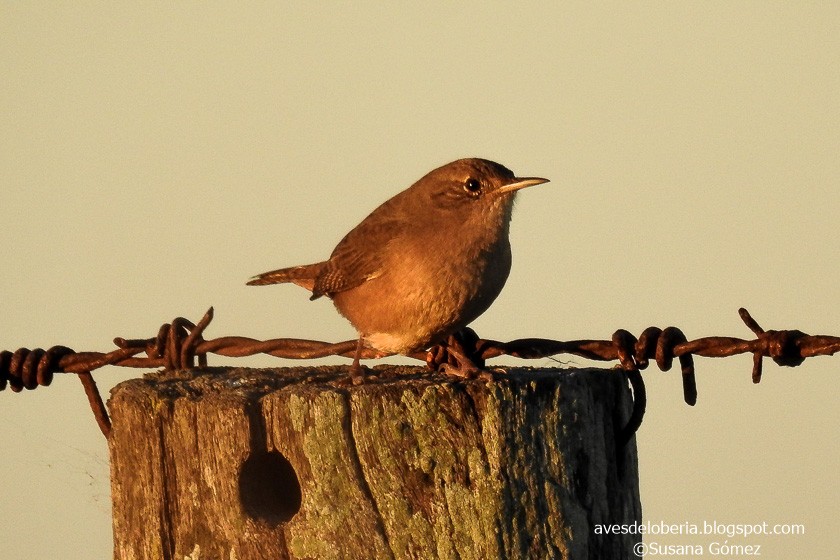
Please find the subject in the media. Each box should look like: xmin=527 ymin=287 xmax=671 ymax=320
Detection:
xmin=246 ymin=262 xmax=325 ymax=292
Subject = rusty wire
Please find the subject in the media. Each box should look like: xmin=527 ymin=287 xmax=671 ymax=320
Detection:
xmin=2 ymin=307 xmax=838 ymax=442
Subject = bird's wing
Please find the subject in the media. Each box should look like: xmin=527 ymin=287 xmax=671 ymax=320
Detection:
xmin=311 ymin=215 xmax=405 ymax=299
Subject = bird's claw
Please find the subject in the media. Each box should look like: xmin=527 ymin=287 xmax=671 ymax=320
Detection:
xmin=428 ymin=328 xmax=493 ymax=380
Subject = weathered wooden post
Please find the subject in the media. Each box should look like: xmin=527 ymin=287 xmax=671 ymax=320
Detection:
xmin=108 ymin=366 xmax=641 ymax=559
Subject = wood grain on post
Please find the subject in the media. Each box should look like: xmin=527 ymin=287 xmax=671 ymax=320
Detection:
xmin=108 ymin=366 xmax=641 ymax=560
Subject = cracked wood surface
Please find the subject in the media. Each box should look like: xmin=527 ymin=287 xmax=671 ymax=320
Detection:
xmin=108 ymin=366 xmax=641 ymax=560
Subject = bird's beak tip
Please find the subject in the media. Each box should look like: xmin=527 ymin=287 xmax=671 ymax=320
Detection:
xmin=497 ymin=176 xmax=550 ymax=195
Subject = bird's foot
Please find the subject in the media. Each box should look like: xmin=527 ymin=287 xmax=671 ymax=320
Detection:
xmin=427 ymin=328 xmax=491 ymax=380
xmin=340 ymin=336 xmax=367 ymax=385
xmin=336 ymin=363 xmax=383 ymax=386
xmin=347 ymin=363 xmax=367 ymax=385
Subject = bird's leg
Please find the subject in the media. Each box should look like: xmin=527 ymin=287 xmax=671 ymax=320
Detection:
xmin=349 ymin=335 xmax=366 ymax=385
xmin=428 ymin=328 xmax=487 ymax=379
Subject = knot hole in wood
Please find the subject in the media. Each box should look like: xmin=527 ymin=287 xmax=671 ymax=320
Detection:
xmin=238 ymin=449 xmax=301 ymax=524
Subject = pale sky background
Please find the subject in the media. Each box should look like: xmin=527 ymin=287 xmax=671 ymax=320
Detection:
xmin=2 ymin=3 xmax=838 ymax=559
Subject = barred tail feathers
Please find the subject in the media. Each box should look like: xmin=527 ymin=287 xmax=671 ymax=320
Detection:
xmin=246 ymin=262 xmax=325 ymax=292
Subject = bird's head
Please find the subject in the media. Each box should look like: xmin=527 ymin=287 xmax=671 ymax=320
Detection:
xmin=407 ymin=158 xmax=549 ymax=228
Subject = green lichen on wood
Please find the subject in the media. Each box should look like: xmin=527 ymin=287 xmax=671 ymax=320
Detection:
xmin=279 ymin=389 xmax=392 ymax=559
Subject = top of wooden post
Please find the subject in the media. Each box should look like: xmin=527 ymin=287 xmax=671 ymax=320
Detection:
xmin=108 ymin=366 xmax=641 ymax=559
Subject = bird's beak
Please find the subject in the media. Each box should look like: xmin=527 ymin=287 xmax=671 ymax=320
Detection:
xmin=494 ymin=176 xmax=550 ymax=196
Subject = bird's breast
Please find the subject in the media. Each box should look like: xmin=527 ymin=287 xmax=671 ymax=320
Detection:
xmin=332 ymin=231 xmax=512 ymax=353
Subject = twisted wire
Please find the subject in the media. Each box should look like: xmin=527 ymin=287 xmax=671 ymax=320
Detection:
xmin=2 ymin=307 xmax=838 ymax=442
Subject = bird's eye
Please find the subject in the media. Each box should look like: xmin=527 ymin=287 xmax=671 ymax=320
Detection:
xmin=462 ymin=178 xmax=482 ymax=197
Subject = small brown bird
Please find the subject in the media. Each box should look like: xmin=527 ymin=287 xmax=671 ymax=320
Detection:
xmin=248 ymin=158 xmax=548 ymax=381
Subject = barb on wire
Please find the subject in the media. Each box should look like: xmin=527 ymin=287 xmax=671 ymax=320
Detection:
xmin=2 ymin=307 xmax=838 ymax=443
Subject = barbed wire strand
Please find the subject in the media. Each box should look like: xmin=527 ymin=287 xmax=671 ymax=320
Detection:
xmin=2 ymin=307 xmax=838 ymax=442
